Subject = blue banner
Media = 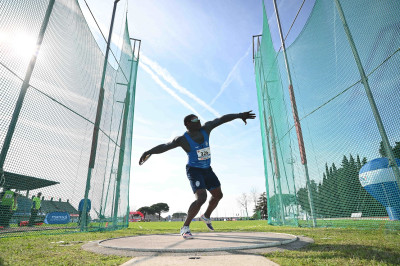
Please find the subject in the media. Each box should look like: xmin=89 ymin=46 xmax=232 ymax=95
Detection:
xmin=44 ymin=212 xmax=70 ymax=224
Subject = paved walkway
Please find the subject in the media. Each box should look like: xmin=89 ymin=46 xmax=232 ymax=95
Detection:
xmin=82 ymin=232 xmax=313 ymax=266
xmin=121 ymin=254 xmax=279 ymax=265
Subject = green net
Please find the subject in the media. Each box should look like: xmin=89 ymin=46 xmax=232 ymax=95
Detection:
xmin=0 ymin=0 xmax=139 ymax=237
xmin=254 ymin=0 xmax=400 ymax=229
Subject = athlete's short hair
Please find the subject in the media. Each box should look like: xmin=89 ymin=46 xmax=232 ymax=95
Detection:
xmin=184 ymin=114 xmax=197 ymax=126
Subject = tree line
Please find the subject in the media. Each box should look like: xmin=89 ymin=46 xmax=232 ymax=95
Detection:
xmin=137 ymin=203 xmax=188 ymax=221
xmin=297 ymin=141 xmax=400 ymax=218
xmin=137 ymin=203 xmax=169 ymax=220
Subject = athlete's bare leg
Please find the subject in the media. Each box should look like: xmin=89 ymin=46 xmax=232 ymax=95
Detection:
xmin=204 ymin=187 xmax=223 ymax=218
xmin=183 ymin=189 xmax=207 ymax=226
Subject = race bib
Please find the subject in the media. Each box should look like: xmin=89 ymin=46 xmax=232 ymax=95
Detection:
xmin=197 ymin=147 xmax=211 ymax=160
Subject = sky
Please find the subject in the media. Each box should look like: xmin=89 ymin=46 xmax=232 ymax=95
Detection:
xmin=78 ymin=0 xmax=315 ymax=218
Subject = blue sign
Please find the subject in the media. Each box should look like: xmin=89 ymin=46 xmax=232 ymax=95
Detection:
xmin=359 ymin=157 xmax=400 ymax=220
xmin=44 ymin=212 xmax=71 ymax=224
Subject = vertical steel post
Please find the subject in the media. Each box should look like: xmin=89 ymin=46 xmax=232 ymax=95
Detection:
xmin=287 ymin=156 xmax=300 ymax=226
xmin=112 ymin=38 xmax=140 ymax=227
xmin=112 ymin=86 xmax=129 ymax=227
xmin=269 ymin=116 xmax=285 ymax=224
xmin=112 ymin=56 xmax=133 ymax=227
xmin=0 ymin=0 xmax=55 ymax=177
xmin=254 ymin=32 xmax=283 ymax=224
xmin=262 ymin=73 xmax=285 ymax=224
xmin=81 ymin=0 xmax=120 ymax=231
xmin=262 ymin=109 xmax=273 ymax=223
xmin=272 ymin=0 xmax=316 ymax=226
xmin=254 ymin=58 xmax=273 ymax=224
xmin=334 ymin=0 xmax=400 ymax=189
xmin=125 ymin=38 xmax=140 ymax=227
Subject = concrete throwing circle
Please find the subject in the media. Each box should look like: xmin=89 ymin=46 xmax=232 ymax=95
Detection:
xmin=99 ymin=232 xmax=298 ymax=253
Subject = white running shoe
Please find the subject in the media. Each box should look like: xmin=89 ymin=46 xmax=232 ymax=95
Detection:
xmin=180 ymin=226 xmax=194 ymax=239
xmin=200 ymin=214 xmax=214 ymax=231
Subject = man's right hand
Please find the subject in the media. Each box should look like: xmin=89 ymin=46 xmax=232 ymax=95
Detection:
xmin=240 ymin=110 xmax=256 ymax=125
xmin=139 ymin=152 xmax=151 ymax=165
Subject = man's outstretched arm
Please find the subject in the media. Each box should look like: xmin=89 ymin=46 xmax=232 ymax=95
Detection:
xmin=139 ymin=137 xmax=181 ymax=165
xmin=203 ymin=110 xmax=256 ymax=132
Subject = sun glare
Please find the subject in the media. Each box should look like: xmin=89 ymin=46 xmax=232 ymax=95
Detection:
xmin=0 ymin=31 xmax=38 ymax=60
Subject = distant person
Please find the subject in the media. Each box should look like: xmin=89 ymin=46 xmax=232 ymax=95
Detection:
xmin=0 ymin=186 xmax=15 ymax=228
xmin=9 ymin=193 xmax=18 ymax=227
xmin=12 ymin=193 xmax=18 ymax=214
xmin=139 ymin=111 xmax=256 ymax=239
xmin=28 ymin=192 xmax=42 ymax=226
xmin=78 ymin=198 xmax=91 ymax=226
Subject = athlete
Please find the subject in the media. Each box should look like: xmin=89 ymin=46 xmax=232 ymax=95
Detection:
xmin=139 ymin=111 xmax=256 ymax=239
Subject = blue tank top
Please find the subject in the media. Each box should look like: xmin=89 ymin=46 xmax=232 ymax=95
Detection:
xmin=184 ymin=129 xmax=211 ymax=168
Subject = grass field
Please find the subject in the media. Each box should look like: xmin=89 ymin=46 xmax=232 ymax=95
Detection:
xmin=298 ymin=218 xmax=400 ymax=230
xmin=0 ymin=220 xmax=399 ymax=265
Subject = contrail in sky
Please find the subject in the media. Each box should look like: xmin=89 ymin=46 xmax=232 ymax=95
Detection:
xmin=141 ymin=55 xmax=221 ymax=117
xmin=210 ymin=45 xmax=251 ymax=106
xmin=139 ymin=61 xmax=205 ymax=121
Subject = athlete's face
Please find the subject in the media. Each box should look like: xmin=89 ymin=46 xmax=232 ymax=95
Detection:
xmin=188 ymin=116 xmax=201 ymax=130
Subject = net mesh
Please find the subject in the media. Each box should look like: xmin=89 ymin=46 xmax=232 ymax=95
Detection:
xmin=254 ymin=0 xmax=400 ymax=229
xmin=0 ymin=0 xmax=138 ymax=237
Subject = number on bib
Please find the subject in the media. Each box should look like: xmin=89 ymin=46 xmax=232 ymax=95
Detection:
xmin=196 ymin=147 xmax=211 ymax=160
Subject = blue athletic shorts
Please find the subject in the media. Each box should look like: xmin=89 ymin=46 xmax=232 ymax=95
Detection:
xmin=186 ymin=165 xmax=221 ymax=193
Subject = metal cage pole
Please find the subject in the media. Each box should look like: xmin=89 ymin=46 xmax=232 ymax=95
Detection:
xmin=125 ymin=38 xmax=140 ymax=227
xmin=254 ymin=33 xmax=284 ymax=224
xmin=254 ymin=30 xmax=286 ymax=224
xmin=112 ymin=38 xmax=141 ymax=227
xmin=81 ymin=0 xmax=120 ymax=231
xmin=268 ymin=116 xmax=285 ymax=224
xmin=254 ymin=52 xmax=273 ymax=223
xmin=253 ymin=34 xmax=262 ymax=62
xmin=272 ymin=0 xmax=316 ymax=226
xmin=334 ymin=0 xmax=400 ymax=189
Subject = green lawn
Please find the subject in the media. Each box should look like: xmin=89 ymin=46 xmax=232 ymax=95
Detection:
xmin=298 ymin=218 xmax=400 ymax=230
xmin=0 ymin=220 xmax=399 ymax=265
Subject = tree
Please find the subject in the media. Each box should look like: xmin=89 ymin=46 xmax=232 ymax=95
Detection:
xmin=250 ymin=187 xmax=259 ymax=215
xmin=172 ymin=212 xmax=187 ymax=220
xmin=297 ymin=187 xmax=310 ymax=215
xmin=393 ymin=142 xmax=400 ymax=158
xmin=151 ymin=203 xmax=169 ymax=220
xmin=137 ymin=206 xmax=155 ymax=220
xmin=379 ymin=141 xmax=386 ymax=157
xmin=361 ymin=157 xmax=368 ymax=166
xmin=254 ymin=192 xmax=268 ymax=219
xmin=379 ymin=141 xmax=400 ymax=158
xmin=237 ymin=193 xmax=249 ymax=217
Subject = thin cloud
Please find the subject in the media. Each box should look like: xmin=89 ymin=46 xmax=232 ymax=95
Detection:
xmin=134 ymin=116 xmax=154 ymax=126
xmin=210 ymin=45 xmax=251 ymax=106
xmin=139 ymin=61 xmax=205 ymax=121
xmin=141 ymin=54 xmax=221 ymax=117
xmin=132 ymin=134 xmax=171 ymax=142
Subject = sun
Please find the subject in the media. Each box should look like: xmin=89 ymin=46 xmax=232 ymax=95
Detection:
xmin=0 ymin=31 xmax=38 ymax=60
